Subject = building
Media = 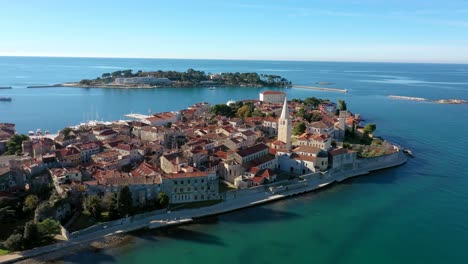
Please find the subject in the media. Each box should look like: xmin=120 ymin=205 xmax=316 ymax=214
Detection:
xmin=160 ymin=152 xmax=189 ymax=173
xmin=328 ymin=148 xmax=357 ymax=170
xmin=162 ymin=171 xmax=219 ymax=204
xmin=75 ymin=142 xmax=101 ymax=163
xmin=307 ymin=121 xmax=335 ymax=137
xmin=337 ymin=110 xmax=348 ymax=139
xmin=144 ymin=112 xmax=179 ymax=126
xmin=50 ymin=168 xmax=82 ymax=184
xmin=319 ymin=102 xmax=337 ymax=114
xmin=277 ymin=97 xmax=292 ymax=151
xmin=259 ymin=90 xmax=286 ymax=103
xmin=228 ymin=143 xmax=270 ymax=165
xmin=296 ymin=133 xmax=331 ymax=150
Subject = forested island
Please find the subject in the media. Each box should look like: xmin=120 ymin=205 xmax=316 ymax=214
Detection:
xmin=70 ymin=69 xmax=292 ymax=88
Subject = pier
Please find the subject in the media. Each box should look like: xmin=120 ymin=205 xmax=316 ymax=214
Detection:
xmin=292 ymin=85 xmax=348 ymax=93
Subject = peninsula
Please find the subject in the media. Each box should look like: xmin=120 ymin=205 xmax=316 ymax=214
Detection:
xmin=42 ymin=69 xmax=292 ymax=89
xmin=0 ymin=92 xmax=408 ymax=263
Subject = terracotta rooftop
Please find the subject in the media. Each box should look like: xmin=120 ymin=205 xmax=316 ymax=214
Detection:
xmin=261 ymin=90 xmax=286 ymax=95
xmin=236 ymin=143 xmax=269 ymax=157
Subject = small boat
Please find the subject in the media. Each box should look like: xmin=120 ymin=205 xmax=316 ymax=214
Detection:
xmin=403 ymin=149 xmax=414 ymax=156
xmin=28 ymin=131 xmax=35 ymax=136
xmin=0 ymin=97 xmax=12 ymax=101
xmin=209 ymin=87 xmax=216 ymax=90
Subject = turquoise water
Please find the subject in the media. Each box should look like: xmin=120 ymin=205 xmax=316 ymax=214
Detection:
xmin=1 ymin=57 xmax=467 ymax=263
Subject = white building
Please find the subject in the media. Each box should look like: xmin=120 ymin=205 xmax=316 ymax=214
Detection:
xmin=259 ymin=90 xmax=286 ymax=103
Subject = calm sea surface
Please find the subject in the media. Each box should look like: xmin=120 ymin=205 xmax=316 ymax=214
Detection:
xmin=1 ymin=57 xmax=468 ymax=263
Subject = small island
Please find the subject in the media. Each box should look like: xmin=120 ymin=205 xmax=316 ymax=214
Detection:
xmin=63 ymin=69 xmax=292 ymax=88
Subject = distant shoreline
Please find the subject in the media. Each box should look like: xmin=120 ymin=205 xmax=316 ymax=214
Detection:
xmin=27 ymin=83 xmax=281 ymax=89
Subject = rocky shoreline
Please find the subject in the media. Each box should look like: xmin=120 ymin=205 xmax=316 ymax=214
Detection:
xmin=27 ymin=82 xmax=278 ymax=89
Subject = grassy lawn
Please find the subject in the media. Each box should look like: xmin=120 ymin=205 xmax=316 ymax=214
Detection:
xmin=0 ymin=248 xmax=9 ymax=256
xmin=170 ymin=200 xmax=222 ymax=211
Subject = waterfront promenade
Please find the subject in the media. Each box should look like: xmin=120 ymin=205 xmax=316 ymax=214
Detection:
xmin=0 ymin=151 xmax=407 ymax=264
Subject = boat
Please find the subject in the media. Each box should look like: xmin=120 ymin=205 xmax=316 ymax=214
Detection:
xmin=0 ymin=97 xmax=12 ymax=101
xmin=0 ymin=86 xmax=12 ymax=89
xmin=403 ymin=149 xmax=414 ymax=156
xmin=28 ymin=131 xmax=35 ymax=136
xmin=226 ymin=100 xmax=236 ymax=106
xmin=209 ymin=87 xmax=216 ymax=90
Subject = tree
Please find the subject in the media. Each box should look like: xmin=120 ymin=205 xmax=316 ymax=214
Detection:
xmin=23 ymin=195 xmax=39 ymax=213
xmin=364 ymin=123 xmax=376 ymax=135
xmin=117 ymin=186 xmax=133 ymax=217
xmin=37 ymin=218 xmax=60 ymax=238
xmin=210 ymin=104 xmax=233 ymax=117
xmin=158 ymin=192 xmax=169 ymax=208
xmin=83 ymin=195 xmax=102 ymax=219
xmin=296 ymin=108 xmax=306 ymax=119
xmin=108 ymin=197 xmax=119 ymax=220
xmin=4 ymin=233 xmax=23 ymax=251
xmin=292 ymin=122 xmax=306 ymax=135
xmin=236 ymin=104 xmax=253 ymax=119
xmin=23 ymin=221 xmax=40 ymax=248
xmin=5 ymin=134 xmax=29 ymax=154
xmin=102 ymin=192 xmax=116 ymax=211
xmin=338 ymin=100 xmax=347 ymax=111
xmin=60 ymin=127 xmax=72 ymax=137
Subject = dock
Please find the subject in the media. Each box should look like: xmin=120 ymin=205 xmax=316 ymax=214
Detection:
xmin=292 ymin=85 xmax=348 ymax=93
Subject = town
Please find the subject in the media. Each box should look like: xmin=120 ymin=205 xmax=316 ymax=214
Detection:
xmin=0 ymin=91 xmax=406 ymax=256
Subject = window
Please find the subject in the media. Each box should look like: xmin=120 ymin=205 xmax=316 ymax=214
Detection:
xmin=201 ymin=179 xmax=205 ymax=183
xmin=174 ymin=180 xmax=177 ymax=185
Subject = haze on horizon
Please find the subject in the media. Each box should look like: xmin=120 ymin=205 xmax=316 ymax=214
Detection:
xmin=1 ymin=0 xmax=468 ymax=64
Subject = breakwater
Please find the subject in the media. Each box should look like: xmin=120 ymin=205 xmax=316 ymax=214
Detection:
xmin=27 ymin=84 xmax=63 ymax=88
xmin=388 ymin=95 xmax=467 ymax=104
xmin=293 ymin=85 xmax=348 ymax=93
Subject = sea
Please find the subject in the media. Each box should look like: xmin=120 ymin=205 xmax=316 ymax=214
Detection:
xmin=1 ymin=56 xmax=467 ymax=264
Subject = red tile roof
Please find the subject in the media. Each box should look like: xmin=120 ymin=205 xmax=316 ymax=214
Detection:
xmin=261 ymin=90 xmax=286 ymax=95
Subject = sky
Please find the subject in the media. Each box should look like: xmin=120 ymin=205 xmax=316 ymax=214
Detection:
xmin=1 ymin=0 xmax=468 ymax=63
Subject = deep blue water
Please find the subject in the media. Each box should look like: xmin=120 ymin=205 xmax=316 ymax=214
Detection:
xmin=1 ymin=57 xmax=468 ymax=264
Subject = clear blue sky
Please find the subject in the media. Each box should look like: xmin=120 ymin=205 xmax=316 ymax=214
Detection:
xmin=1 ymin=0 xmax=468 ymax=63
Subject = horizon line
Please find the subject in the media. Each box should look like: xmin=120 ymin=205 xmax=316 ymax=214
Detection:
xmin=0 ymin=54 xmax=467 ymax=65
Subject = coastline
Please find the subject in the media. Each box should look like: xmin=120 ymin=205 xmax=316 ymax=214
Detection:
xmin=0 ymin=151 xmax=407 ymax=264
xmin=26 ymin=83 xmax=287 ymax=89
